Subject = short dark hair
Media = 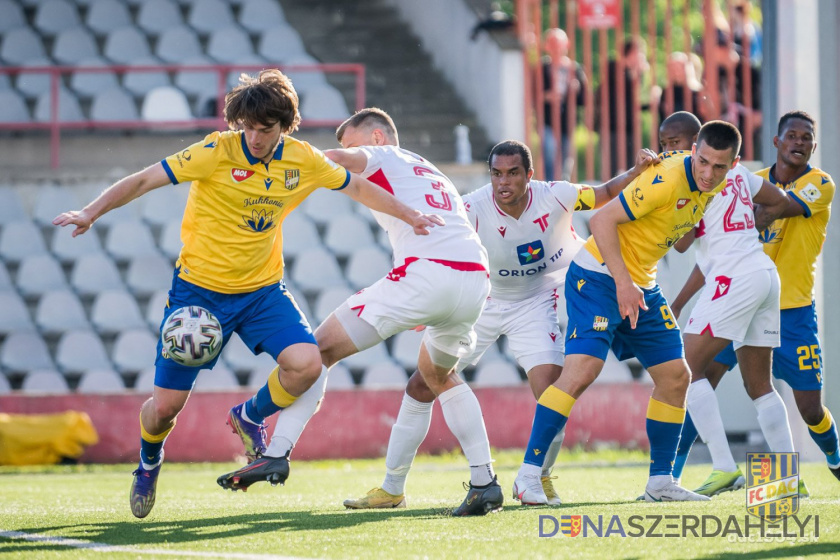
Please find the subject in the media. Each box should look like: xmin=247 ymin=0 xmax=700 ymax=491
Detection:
xmin=778 ymin=110 xmax=816 ymax=135
xmin=488 ymin=140 xmax=533 ymax=171
xmin=336 ymin=108 xmax=399 ymax=143
xmin=696 ymin=120 xmax=742 ymax=156
xmin=224 ymin=69 xmax=300 ymax=134
xmin=660 ymin=111 xmax=701 ymax=137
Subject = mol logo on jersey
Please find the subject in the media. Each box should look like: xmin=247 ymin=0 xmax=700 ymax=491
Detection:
xmin=516 ymin=240 xmax=544 ymax=265
xmin=231 ymin=168 xmax=255 ymax=182
xmin=676 ymin=198 xmax=690 ymax=209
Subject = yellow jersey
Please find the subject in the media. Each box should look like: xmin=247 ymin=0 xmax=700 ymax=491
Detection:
xmin=758 ymin=164 xmax=835 ymax=309
xmin=160 ymin=131 xmax=350 ymax=293
xmin=584 ymin=151 xmax=722 ymax=289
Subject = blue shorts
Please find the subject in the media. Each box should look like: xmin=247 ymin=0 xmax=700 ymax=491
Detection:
xmin=772 ymin=304 xmax=823 ymax=391
xmin=564 ymin=262 xmax=684 ymax=369
xmin=712 ymin=343 xmax=738 ymax=371
xmin=154 ymin=270 xmax=316 ymax=391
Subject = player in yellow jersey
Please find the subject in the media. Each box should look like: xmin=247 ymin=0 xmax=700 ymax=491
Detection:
xmin=512 ymin=121 xmax=742 ymax=504
xmin=53 ymin=70 xmax=441 ymax=518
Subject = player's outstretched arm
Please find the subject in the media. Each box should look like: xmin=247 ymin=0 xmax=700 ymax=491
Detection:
xmin=754 ymin=179 xmax=801 ymax=229
xmin=589 ymin=199 xmax=647 ymax=328
xmin=52 ymin=163 xmax=171 ymax=237
xmin=591 ymin=149 xmax=660 ymax=208
xmin=673 ymin=227 xmax=696 ymax=253
xmin=670 ymin=264 xmax=705 ymax=320
xmin=342 ymin=173 xmax=444 ymax=236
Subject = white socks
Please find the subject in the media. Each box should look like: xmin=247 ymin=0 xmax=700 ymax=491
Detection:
xmin=754 ymin=390 xmax=795 ymax=453
xmin=266 ymin=365 xmax=329 ymax=458
xmin=439 ymin=383 xmax=495 ymax=487
xmin=687 ymin=378 xmax=737 ymax=472
xmin=381 ymin=393 xmax=434 ymax=496
xmin=541 ymin=427 xmax=566 ymax=477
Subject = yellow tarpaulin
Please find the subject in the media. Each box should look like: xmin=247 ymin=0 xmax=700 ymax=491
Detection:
xmin=0 ymin=411 xmax=99 ymax=465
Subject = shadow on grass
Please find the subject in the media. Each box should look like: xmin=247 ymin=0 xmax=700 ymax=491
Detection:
xmin=697 ymin=542 xmax=838 ymax=559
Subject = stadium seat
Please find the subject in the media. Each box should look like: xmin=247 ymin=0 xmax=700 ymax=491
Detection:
xmin=137 ymin=0 xmax=185 ymax=36
xmin=159 ymin=221 xmax=182 ymax=260
xmin=0 ymin=220 xmax=48 ymax=264
xmin=91 ymin=289 xmax=146 ymax=334
xmin=56 ymin=330 xmax=112 ymax=373
xmin=86 ymin=0 xmax=132 ymax=35
xmin=281 ymin=55 xmax=330 ymax=95
xmin=341 ymin=344 xmax=391 ymax=372
xmin=16 ymin=59 xmax=53 ymax=100
xmin=0 ymin=291 xmax=35 ymax=335
xmin=301 ymin=186 xmax=354 ymax=226
xmin=390 ymin=329 xmax=423 ymax=370
xmin=301 ymin=85 xmax=351 ymax=122
xmin=140 ymin=187 xmax=188 ymax=227
xmin=90 ymin=86 xmax=139 ymax=121
xmin=207 ymin=26 xmax=257 ymax=64
xmin=0 ymin=90 xmax=31 ymax=123
xmin=51 ymin=27 xmax=98 ymax=65
xmin=0 ymin=27 xmax=47 ymax=65
xmin=70 ymin=56 xmax=120 ymax=98
xmin=104 ymin=220 xmax=158 ymax=263
xmin=124 ymin=58 xmax=172 ymax=97
xmin=35 ymin=289 xmax=90 ymax=335
xmin=0 ymin=372 xmax=11 ymax=394
xmin=77 ymin=369 xmax=126 ymax=393
xmin=32 ymin=186 xmax=81 ymax=227
xmin=257 ymin=24 xmax=307 ymax=61
xmin=141 ymin=86 xmax=193 ymax=121
xmin=281 ymin=211 xmax=321 ymax=259
xmin=313 ymin=285 xmax=353 ymax=324
xmin=222 ymin=333 xmax=278 ymax=373
xmin=34 ymin=88 xmax=85 ymax=122
xmin=94 ymin=200 xmax=141 ymax=229
xmin=345 ymin=246 xmax=392 ymax=290
xmin=174 ymin=56 xmax=219 ymax=98
xmin=126 ymin=254 xmax=173 ymax=296
xmin=133 ymin=367 xmax=156 ymax=392
xmin=16 ymin=254 xmax=68 ymax=299
xmin=70 ymin=253 xmax=125 ymax=296
xmin=473 ymin=339 xmax=504 ymax=364
xmin=472 ymin=360 xmax=522 ymax=387
xmin=194 ymin=364 xmax=239 ymax=391
xmin=188 ymin=0 xmax=236 ymax=34
xmin=323 ymin=214 xmax=375 ymax=258
xmin=597 ymin=352 xmax=635 ymax=383
xmin=21 ymin=370 xmax=69 ymax=394
xmin=104 ymin=26 xmax=152 ymax=64
xmin=0 ymin=0 xmax=26 ymax=34
xmin=0 ymin=187 xmax=27 ymax=224
xmin=145 ymin=289 xmax=168 ymax=330
xmin=361 ymin=361 xmax=408 ymax=389
xmin=324 ymin=363 xmax=355 ymax=391
xmin=113 ymin=329 xmax=158 ymax=373
xmin=0 ymin=262 xmax=11 ymax=290
xmin=156 ymin=26 xmax=203 ymax=64
xmin=289 ymin=246 xmax=346 ymax=295
xmin=1 ymin=332 xmax=55 ymax=373
xmin=34 ymin=0 xmax=81 ymax=35
xmin=238 ymin=0 xmax=286 ymax=33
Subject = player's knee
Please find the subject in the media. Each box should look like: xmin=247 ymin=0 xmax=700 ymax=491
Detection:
xmin=406 ymin=370 xmax=436 ymax=403
xmin=799 ymin=404 xmax=825 ymax=427
xmin=151 ymin=399 xmax=183 ymax=425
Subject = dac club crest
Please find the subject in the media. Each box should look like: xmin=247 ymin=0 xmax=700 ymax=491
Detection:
xmin=746 ymin=452 xmax=799 ymax=520
xmin=560 ymin=515 xmax=582 ymax=537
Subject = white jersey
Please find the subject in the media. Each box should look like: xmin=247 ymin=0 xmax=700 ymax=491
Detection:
xmin=694 ymin=164 xmax=775 ymax=277
xmin=359 ymin=146 xmax=487 ymax=266
xmin=462 ymin=180 xmax=588 ymax=301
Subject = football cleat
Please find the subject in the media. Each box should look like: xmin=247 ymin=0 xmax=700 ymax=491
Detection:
xmin=798 ymin=479 xmax=810 ymax=499
xmin=130 ymin=461 xmax=162 ymax=518
xmin=693 ymin=469 xmax=745 ymax=497
xmin=644 ymin=479 xmax=711 ymax=502
xmin=343 ymin=487 xmax=407 ymax=509
xmin=829 ymin=464 xmax=840 ymax=482
xmin=512 ymin=472 xmax=548 ymax=505
xmin=226 ymin=403 xmax=267 ymax=463
xmin=452 ymin=476 xmax=504 ymax=516
xmin=217 ymin=454 xmax=289 ymax=491
xmin=541 ymin=476 xmax=562 ymax=506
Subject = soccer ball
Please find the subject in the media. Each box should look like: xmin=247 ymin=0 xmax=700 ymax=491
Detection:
xmin=161 ymin=306 xmax=223 ymax=367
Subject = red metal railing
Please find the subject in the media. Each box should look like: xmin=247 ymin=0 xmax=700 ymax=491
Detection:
xmin=0 ymin=63 xmax=366 ymax=169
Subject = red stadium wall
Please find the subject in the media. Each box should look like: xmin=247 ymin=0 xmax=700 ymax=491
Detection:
xmin=0 ymin=384 xmax=653 ymax=463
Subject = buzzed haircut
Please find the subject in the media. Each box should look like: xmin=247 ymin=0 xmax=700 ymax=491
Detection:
xmin=696 ymin=120 xmax=742 ymax=156
xmin=778 ymin=110 xmax=816 ymax=135
xmin=488 ymin=140 xmax=533 ymax=172
xmin=336 ymin=108 xmax=399 ymax=143
xmin=225 ymin=69 xmax=301 ymax=134
xmin=660 ymin=111 xmax=701 ymax=137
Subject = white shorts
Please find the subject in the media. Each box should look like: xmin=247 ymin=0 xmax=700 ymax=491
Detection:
xmin=343 ymin=258 xmax=490 ymax=359
xmin=457 ymin=288 xmax=565 ymax=374
xmin=684 ymin=268 xmax=780 ymax=349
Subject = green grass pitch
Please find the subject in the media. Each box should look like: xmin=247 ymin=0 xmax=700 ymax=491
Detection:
xmin=1 ymin=450 xmax=838 ymax=559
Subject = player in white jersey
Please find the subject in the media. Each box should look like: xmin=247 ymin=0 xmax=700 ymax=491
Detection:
xmin=342 ymin=140 xmax=659 ymax=509
xmin=662 ymin=112 xmax=792 ymax=497
xmin=217 ymin=108 xmax=501 ymax=516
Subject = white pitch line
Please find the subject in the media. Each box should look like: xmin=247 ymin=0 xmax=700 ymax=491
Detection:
xmin=0 ymin=530 xmax=310 ymax=560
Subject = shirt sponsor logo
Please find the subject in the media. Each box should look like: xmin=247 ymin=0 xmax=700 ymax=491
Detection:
xmin=285 ymin=169 xmax=300 ymax=190
xmin=676 ymin=198 xmax=690 ymax=209
xmin=799 ymin=183 xmax=821 ymax=203
xmin=239 ymin=209 xmax=276 ymax=233
xmin=517 ymin=240 xmax=544 ymax=265
xmin=231 ymin=168 xmax=255 ymax=182
xmin=632 ymin=186 xmax=644 ymax=206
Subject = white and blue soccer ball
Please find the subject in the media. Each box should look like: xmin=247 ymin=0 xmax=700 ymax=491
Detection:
xmin=161 ymin=306 xmax=223 ymax=367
